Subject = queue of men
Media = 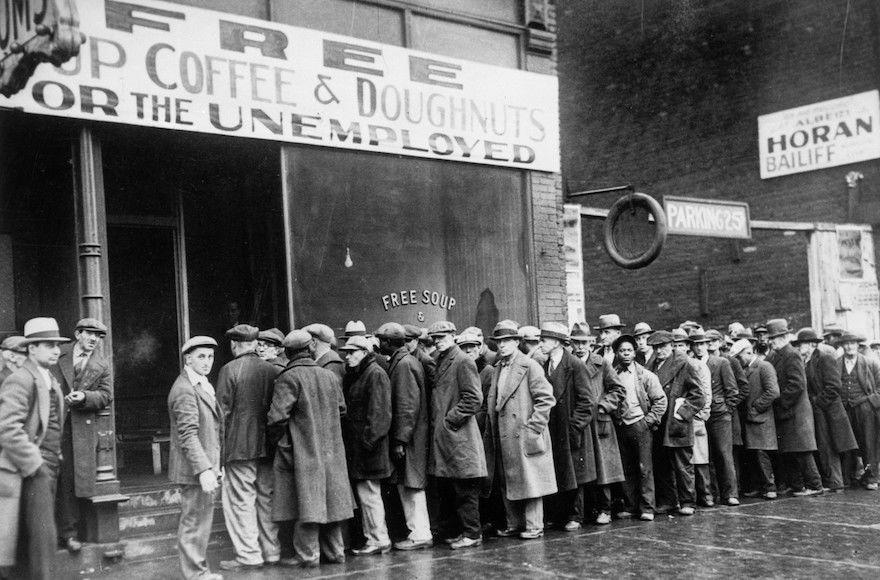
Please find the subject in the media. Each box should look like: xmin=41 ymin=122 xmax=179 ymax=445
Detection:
xmin=2 ymin=313 xmax=880 ymax=579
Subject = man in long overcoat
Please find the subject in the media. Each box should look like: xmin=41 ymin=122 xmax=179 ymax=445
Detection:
xmin=168 ymin=336 xmax=223 ymax=580
xmin=484 ymin=321 xmax=556 ymax=539
xmin=646 ymin=331 xmax=705 ymax=516
xmin=765 ymin=319 xmax=822 ymax=495
xmin=216 ymin=325 xmax=280 ymax=571
xmin=795 ymin=328 xmax=857 ymax=492
xmin=304 ymin=324 xmax=344 ymax=381
xmin=52 ymin=318 xmax=112 ymax=552
xmin=730 ymin=339 xmax=780 ymax=499
xmin=376 ymin=323 xmax=431 ymax=551
xmin=339 ymin=335 xmax=392 ymax=555
xmin=539 ymin=322 xmax=593 ymax=531
xmin=426 ymin=320 xmax=486 ymax=550
xmin=837 ymin=331 xmax=880 ymax=489
xmin=267 ymin=330 xmax=353 ymax=567
xmin=613 ymin=335 xmax=667 ymax=520
xmin=0 ymin=317 xmax=69 ymax=580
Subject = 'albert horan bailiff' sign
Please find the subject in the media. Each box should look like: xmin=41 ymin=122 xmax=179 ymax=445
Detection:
xmin=663 ymin=196 xmax=751 ymax=239
xmin=758 ymin=90 xmax=880 ymax=179
xmin=0 ymin=0 xmax=560 ymax=171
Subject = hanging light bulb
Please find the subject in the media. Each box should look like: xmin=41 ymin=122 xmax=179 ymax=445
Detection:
xmin=344 ymin=246 xmax=353 ymax=268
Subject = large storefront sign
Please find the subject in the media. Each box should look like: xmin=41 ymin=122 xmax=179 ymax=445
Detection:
xmin=0 ymin=0 xmax=561 ymax=172
xmin=758 ymin=90 xmax=880 ymax=179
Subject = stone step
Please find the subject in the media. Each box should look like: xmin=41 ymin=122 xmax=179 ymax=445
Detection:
xmin=121 ymin=526 xmax=232 ymax=565
xmin=120 ymin=505 xmax=226 ymax=539
xmin=119 ymin=486 xmax=183 ymax=513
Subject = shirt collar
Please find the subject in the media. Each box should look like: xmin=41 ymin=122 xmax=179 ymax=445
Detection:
xmin=549 ymin=348 xmax=563 ymax=366
xmin=184 ymin=365 xmax=207 ymax=387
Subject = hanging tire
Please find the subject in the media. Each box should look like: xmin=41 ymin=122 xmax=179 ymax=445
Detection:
xmin=602 ymin=192 xmax=667 ymax=269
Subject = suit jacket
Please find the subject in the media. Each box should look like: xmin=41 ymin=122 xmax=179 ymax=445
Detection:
xmin=649 ymin=350 xmax=704 ymax=447
xmin=0 ymin=359 xmax=65 ymax=566
xmin=215 ymin=351 xmax=277 ymax=463
xmin=767 ymin=344 xmax=816 ymax=453
xmin=705 ymin=354 xmax=738 ymax=418
xmin=53 ymin=344 xmax=112 ymax=496
xmin=167 ymin=371 xmax=222 ymax=485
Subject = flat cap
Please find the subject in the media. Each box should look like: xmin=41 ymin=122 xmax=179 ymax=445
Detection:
xmin=0 ymin=335 xmax=27 ymax=353
xmin=518 ymin=325 xmax=540 ymax=341
xmin=226 ymin=324 xmax=259 ymax=341
xmin=302 ymin=323 xmax=335 ymax=344
xmin=596 ymin=314 xmax=625 ymax=330
xmin=427 ymin=320 xmax=457 ymax=336
xmin=687 ymin=330 xmax=710 ymax=343
xmin=539 ymin=322 xmax=569 ymax=342
xmin=679 ymin=320 xmax=701 ymax=331
xmin=340 ymin=335 xmax=372 ymax=351
xmin=344 ymin=320 xmax=367 ymax=337
xmin=283 ymin=329 xmax=312 ymax=350
xmin=570 ymin=321 xmax=592 ymax=340
xmin=729 ymin=338 xmax=752 ymax=357
xmin=612 ymin=334 xmax=637 ymax=352
xmin=633 ymin=322 xmax=652 ymax=336
xmin=647 ymin=330 xmax=674 ymax=346
xmin=375 ymin=322 xmax=406 ymax=340
xmin=671 ymin=328 xmax=689 ymax=342
xmin=75 ymin=318 xmax=108 ymax=334
xmin=493 ymin=320 xmax=521 ymax=340
xmin=258 ymin=328 xmax=285 ymax=346
xmin=181 ymin=336 xmax=218 ymax=355
xmin=403 ymin=324 xmax=423 ymax=340
xmin=462 ymin=326 xmax=484 ymax=340
xmin=456 ymin=332 xmax=481 ymax=347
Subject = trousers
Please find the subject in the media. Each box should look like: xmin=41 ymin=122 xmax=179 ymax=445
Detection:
xmin=746 ymin=449 xmax=776 ymax=493
xmin=355 ymin=480 xmax=390 ymax=547
xmin=222 ymin=459 xmax=280 ymax=565
xmin=19 ymin=464 xmax=58 ymax=580
xmin=292 ymin=521 xmax=345 ymax=565
xmin=617 ymin=419 xmax=655 ymax=514
xmin=437 ymin=477 xmax=481 ymax=539
xmin=397 ymin=486 xmax=432 ymax=541
xmin=654 ymin=443 xmax=695 ymax=508
xmin=783 ymin=452 xmax=822 ymax=491
xmin=813 ymin=409 xmax=844 ymax=490
xmin=846 ymin=403 xmax=880 ymax=484
xmin=707 ymin=415 xmax=739 ymax=499
xmin=178 ymin=484 xmax=216 ymax=580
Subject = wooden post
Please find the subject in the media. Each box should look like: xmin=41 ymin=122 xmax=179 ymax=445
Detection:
xmin=73 ymin=126 xmax=128 ymax=544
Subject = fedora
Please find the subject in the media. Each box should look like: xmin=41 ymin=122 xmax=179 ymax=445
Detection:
xmin=632 ymin=322 xmax=652 ymax=336
xmin=765 ymin=319 xmax=790 ymax=338
xmin=596 ymin=314 xmax=625 ymax=330
xmin=791 ymin=328 xmax=822 ymax=345
xmin=570 ymin=321 xmax=592 ymax=340
xmin=492 ymin=320 xmax=520 ymax=340
xmin=539 ymin=322 xmax=569 ymax=343
xmin=21 ymin=317 xmax=70 ymax=345
xmin=837 ymin=331 xmax=865 ymax=345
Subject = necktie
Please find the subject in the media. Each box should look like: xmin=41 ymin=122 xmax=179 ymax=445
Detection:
xmin=549 ymin=359 xmax=556 ymax=375
xmin=75 ymin=352 xmax=88 ymax=379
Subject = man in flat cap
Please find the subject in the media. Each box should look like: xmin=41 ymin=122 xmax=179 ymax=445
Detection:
xmin=764 ymin=319 xmax=823 ymax=496
xmin=646 ymin=330 xmax=705 ymax=515
xmin=168 ymin=336 xmax=222 ymax=580
xmin=256 ymin=328 xmax=287 ymax=370
xmin=596 ymin=315 xmax=625 ymax=365
xmin=794 ymin=329 xmax=857 ymax=493
xmin=838 ymin=331 xmax=880 ymax=490
xmin=462 ymin=326 xmax=497 ymax=366
xmin=0 ymin=336 xmax=27 ymax=385
xmin=427 ymin=320 xmax=487 ymax=549
xmin=217 ymin=325 xmax=280 ymax=571
xmin=0 ymin=318 xmax=69 ymax=579
xmin=267 ymin=330 xmax=352 ymax=568
xmin=376 ymin=323 xmax=431 ymax=551
xmin=633 ymin=323 xmax=653 ymax=366
xmin=53 ymin=318 xmax=112 ymax=553
xmin=405 ymin=325 xmax=436 ymax=393
xmin=304 ymin=324 xmax=344 ymax=381
xmin=340 ymin=335 xmax=393 ymax=555
xmin=539 ymin=322 xmax=592 ymax=531
xmin=485 ymin=321 xmax=556 ymax=539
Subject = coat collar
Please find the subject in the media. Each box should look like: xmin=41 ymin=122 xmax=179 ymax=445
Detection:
xmin=436 ymin=344 xmax=461 ymax=378
xmin=545 ymin=349 xmax=572 ymax=396
xmin=388 ymin=346 xmax=410 ymax=375
xmin=584 ymin=352 xmax=603 ymax=378
xmin=23 ymin=358 xmax=61 ymax=434
xmin=182 ymin=370 xmax=219 ymax=417
xmin=494 ymin=350 xmax=529 ymax=410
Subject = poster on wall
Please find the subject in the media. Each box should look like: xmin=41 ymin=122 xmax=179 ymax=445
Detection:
xmin=758 ymin=90 xmax=880 ymax=179
xmin=0 ymin=0 xmax=560 ymax=172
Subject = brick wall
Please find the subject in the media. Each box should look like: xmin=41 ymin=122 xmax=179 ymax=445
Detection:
xmin=558 ymin=0 xmax=880 ymax=331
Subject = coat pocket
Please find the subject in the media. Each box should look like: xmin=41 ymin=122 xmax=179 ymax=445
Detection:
xmin=596 ymin=414 xmax=613 ymax=439
xmin=668 ymin=417 xmax=688 ymax=439
xmin=523 ymin=427 xmax=546 ymax=456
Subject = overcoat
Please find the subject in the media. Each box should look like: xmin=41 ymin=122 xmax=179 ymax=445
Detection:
xmin=648 ymin=350 xmax=704 ymax=448
xmin=767 ymin=344 xmax=816 ymax=453
xmin=742 ymin=358 xmax=780 ymax=450
xmin=215 ymin=351 xmax=277 ymax=463
xmin=581 ymin=353 xmax=625 ymax=485
xmin=475 ymin=358 xmax=494 ymax=433
xmin=705 ymin=354 xmax=739 ymax=418
xmin=0 ymin=360 xmax=65 ymax=566
xmin=485 ymin=350 xmax=557 ymax=500
xmin=724 ymin=354 xmax=749 ymax=446
xmin=267 ymin=356 xmax=353 ymax=523
xmin=54 ymin=344 xmax=112 ymax=496
xmin=167 ymin=371 xmax=222 ymax=486
xmin=428 ymin=345 xmax=487 ymax=480
xmin=315 ymin=349 xmax=344 ymax=381
xmin=544 ymin=349 xmax=594 ymax=489
xmin=806 ymin=348 xmax=857 ymax=453
xmin=342 ymin=354 xmax=392 ymax=480
xmin=388 ymin=347 xmax=429 ymax=489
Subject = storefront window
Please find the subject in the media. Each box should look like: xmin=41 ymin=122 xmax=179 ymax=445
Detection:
xmin=272 ymin=0 xmax=405 ymax=45
xmin=407 ymin=0 xmax=520 ymax=23
xmin=284 ymin=145 xmax=531 ymax=336
xmin=410 ymin=15 xmax=520 ymax=68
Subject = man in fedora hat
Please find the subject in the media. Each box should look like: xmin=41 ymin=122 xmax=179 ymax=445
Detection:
xmin=52 ymin=318 xmax=112 ymax=553
xmin=822 ymin=323 xmax=844 ymax=358
xmin=0 ymin=317 xmax=69 ymax=580
xmin=484 ymin=321 xmax=556 ymax=540
xmin=613 ymin=334 xmax=667 ymax=521
xmin=518 ymin=325 xmax=547 ymax=366
xmin=538 ymin=322 xmax=592 ymax=531
xmin=633 ymin=323 xmax=653 ymax=366
xmin=569 ymin=322 xmax=596 ymax=363
xmin=216 ymin=325 xmax=281 ymax=571
xmin=303 ymin=324 xmax=343 ymax=381
xmin=596 ymin=315 xmax=626 ymax=365
xmin=168 ymin=336 xmax=223 ymax=580
xmin=0 ymin=336 xmax=27 ymax=385
xmin=267 ymin=330 xmax=353 ymax=567
xmin=793 ymin=328 xmax=857 ymax=493
xmin=765 ymin=319 xmax=823 ymax=496
xmin=256 ymin=328 xmax=287 ymax=370
xmin=837 ymin=331 xmax=880 ymax=490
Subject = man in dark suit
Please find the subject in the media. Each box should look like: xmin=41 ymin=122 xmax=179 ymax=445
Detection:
xmin=53 ymin=318 xmax=112 ymax=553
xmin=168 ymin=336 xmax=223 ymax=580
xmin=838 ymin=331 xmax=880 ymax=490
xmin=646 ymin=330 xmax=705 ymax=516
xmin=0 ymin=318 xmax=69 ymax=580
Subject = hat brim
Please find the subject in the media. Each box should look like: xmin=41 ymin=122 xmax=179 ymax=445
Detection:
xmin=595 ymin=324 xmax=625 ymax=330
xmin=20 ymin=336 xmax=70 ymax=345
xmin=493 ymin=333 xmax=521 ymax=341
xmin=339 ymin=345 xmax=368 ymax=352
xmin=539 ymin=331 xmax=569 ymax=343
xmin=76 ymin=327 xmax=107 ymax=335
xmin=766 ymin=330 xmax=789 ymax=339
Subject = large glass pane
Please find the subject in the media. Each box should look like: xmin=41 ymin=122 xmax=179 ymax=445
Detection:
xmin=408 ymin=0 xmax=519 ymax=23
xmin=284 ymin=146 xmax=530 ymax=337
xmin=410 ymin=15 xmax=520 ymax=68
xmin=272 ymin=0 xmax=404 ymax=45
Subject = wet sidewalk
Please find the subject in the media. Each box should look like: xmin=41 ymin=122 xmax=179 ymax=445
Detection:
xmin=88 ymin=489 xmax=880 ymax=579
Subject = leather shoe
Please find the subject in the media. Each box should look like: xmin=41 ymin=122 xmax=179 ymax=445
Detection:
xmin=219 ymin=560 xmax=262 ymax=571
xmin=866 ymin=482 xmax=879 ymax=491
xmin=495 ymin=527 xmax=520 ymax=537
xmin=64 ymin=538 xmax=83 ymax=553
xmin=639 ymin=513 xmax=655 ymax=521
xmin=762 ymin=491 xmax=778 ymax=500
xmin=443 ymin=534 xmax=464 ymax=545
xmin=677 ymin=506 xmax=695 ymax=516
xmin=394 ymin=538 xmax=433 ymax=551
xmin=519 ymin=529 xmax=544 ymax=540
xmin=563 ymin=520 xmax=581 ymax=531
xmin=725 ymin=497 xmax=740 ymax=506
xmin=352 ymin=543 xmax=391 ymax=556
xmin=595 ymin=512 xmax=612 ymax=525
xmin=450 ymin=536 xmax=482 ymax=549
xmin=279 ymin=557 xmax=318 ymax=568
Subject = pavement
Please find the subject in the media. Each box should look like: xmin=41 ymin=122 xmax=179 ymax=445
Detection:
xmin=89 ymin=489 xmax=880 ymax=579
